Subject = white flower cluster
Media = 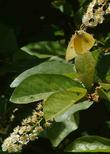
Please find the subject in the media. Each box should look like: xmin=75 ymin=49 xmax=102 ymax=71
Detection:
xmin=82 ymin=0 xmax=110 ymax=27
xmin=2 ymin=103 xmax=44 ymax=153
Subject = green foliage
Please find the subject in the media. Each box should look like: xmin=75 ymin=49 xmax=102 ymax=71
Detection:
xmin=75 ymin=52 xmax=96 ymax=90
xmin=43 ymin=114 xmax=78 ymax=147
xmin=10 ymin=74 xmax=82 ymax=104
xmin=65 ymin=136 xmax=110 ymax=152
xmin=21 ymin=41 xmax=65 ymax=58
xmin=0 ymin=0 xmax=110 ymax=153
xmin=43 ymin=101 xmax=93 ymax=147
xmin=10 ymin=61 xmax=76 ymax=88
xmin=44 ymin=88 xmax=87 ymax=121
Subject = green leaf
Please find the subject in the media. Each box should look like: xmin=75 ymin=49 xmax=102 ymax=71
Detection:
xmin=21 ymin=41 xmax=65 ymax=58
xmin=106 ymin=69 xmax=110 ymax=81
xmin=10 ymin=61 xmax=76 ymax=88
xmin=97 ymin=87 xmax=110 ymax=102
xmin=97 ymin=82 xmax=110 ymax=102
xmin=100 ymin=83 xmax=110 ymax=92
xmin=75 ymin=52 xmax=96 ymax=90
xmin=106 ymin=74 xmax=110 ymax=81
xmin=10 ymin=74 xmax=82 ymax=104
xmin=55 ymin=100 xmax=93 ymax=122
xmin=43 ymin=100 xmax=92 ymax=147
xmin=43 ymin=114 xmax=78 ymax=147
xmin=43 ymin=88 xmax=87 ymax=121
xmin=65 ymin=136 xmax=110 ymax=152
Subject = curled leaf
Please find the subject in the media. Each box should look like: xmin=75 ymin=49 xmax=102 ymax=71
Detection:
xmin=65 ymin=30 xmax=95 ymax=61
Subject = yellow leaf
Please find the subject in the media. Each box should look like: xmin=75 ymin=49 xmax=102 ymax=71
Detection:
xmin=65 ymin=30 xmax=95 ymax=61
